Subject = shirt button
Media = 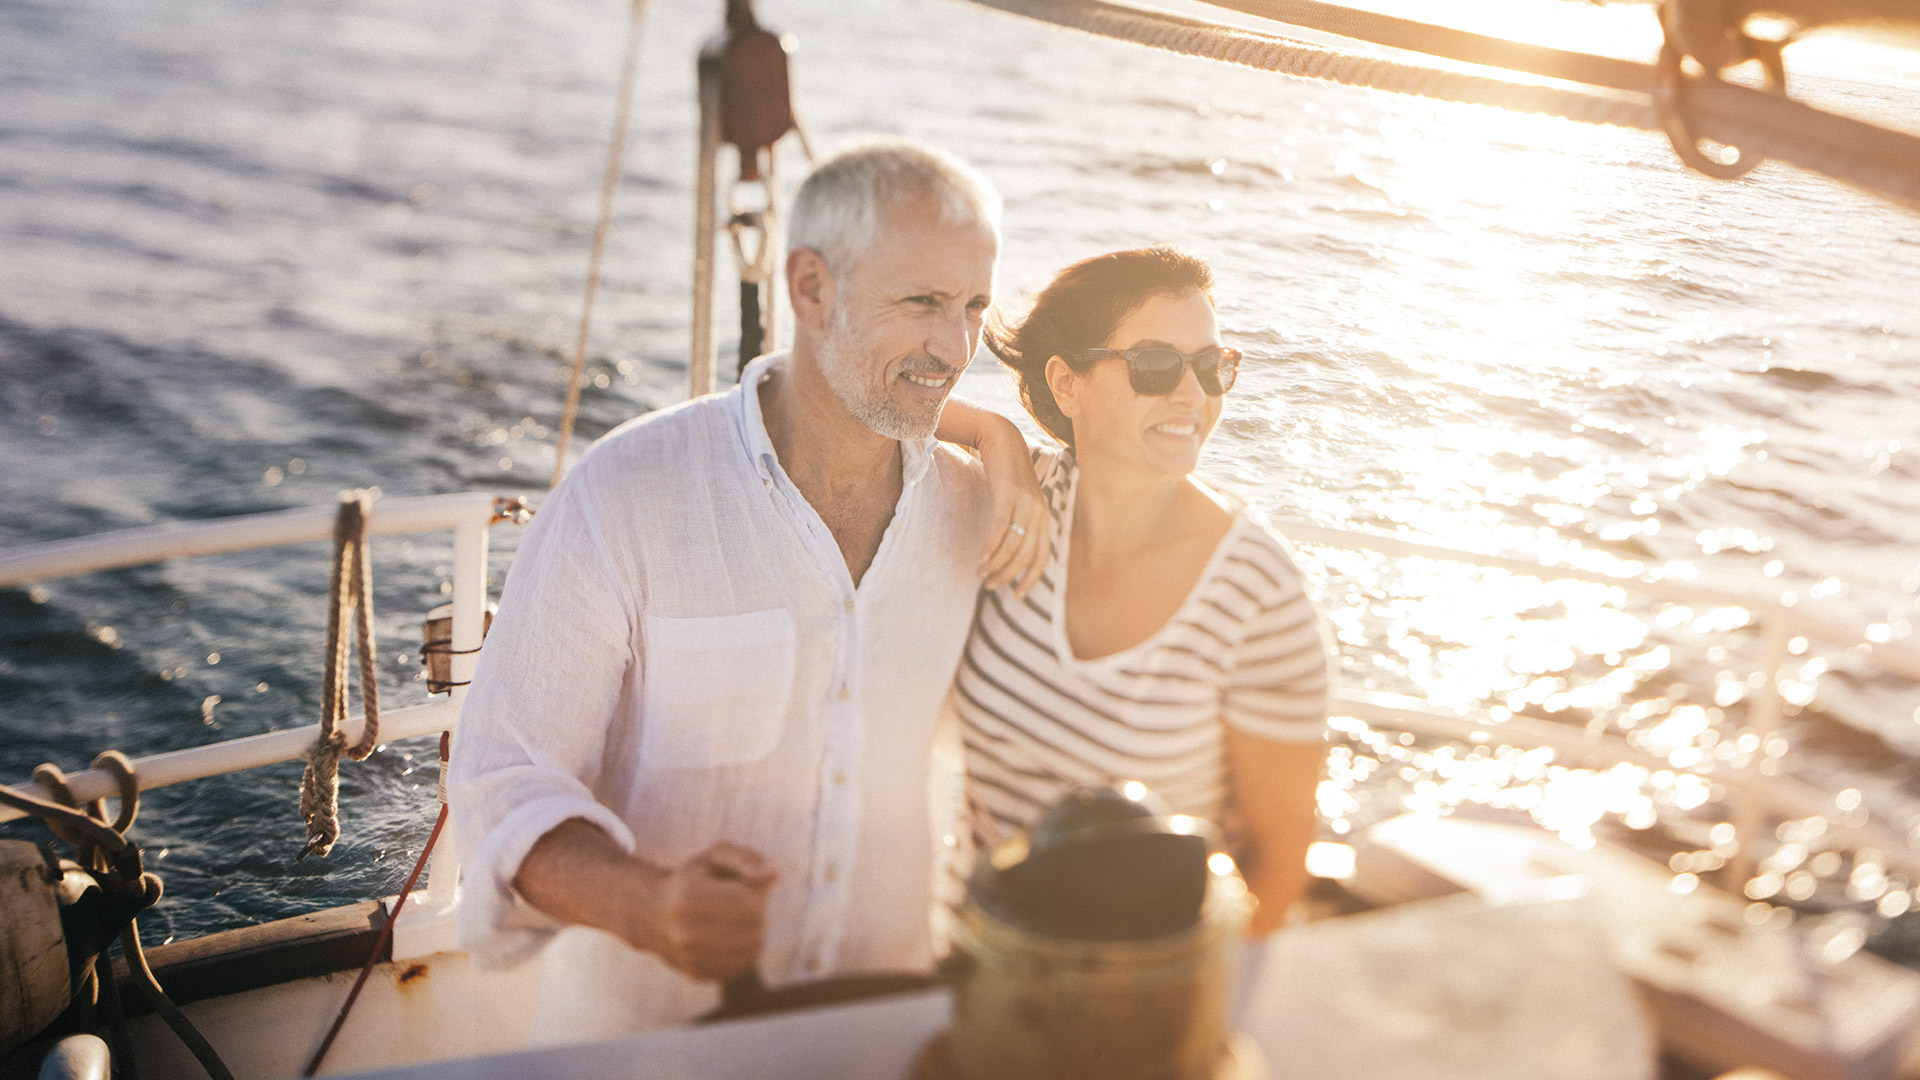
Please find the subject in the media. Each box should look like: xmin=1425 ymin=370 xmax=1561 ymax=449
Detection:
xmin=833 ymin=772 xmax=847 ymax=787
xmin=836 ymin=685 xmax=851 ymax=702
xmin=842 ymin=597 xmax=855 ymax=614
xmin=823 ymin=865 xmax=838 ymax=884
xmin=805 ymin=957 xmax=822 ymax=974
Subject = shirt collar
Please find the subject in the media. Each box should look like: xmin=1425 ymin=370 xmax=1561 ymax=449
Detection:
xmin=735 ymin=351 xmax=938 ymax=488
xmin=899 ymin=427 xmax=936 ymax=488
xmin=737 ymin=352 xmax=784 ymax=482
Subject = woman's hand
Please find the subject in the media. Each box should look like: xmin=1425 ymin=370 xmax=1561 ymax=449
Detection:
xmin=937 ymin=398 xmax=1050 ymax=597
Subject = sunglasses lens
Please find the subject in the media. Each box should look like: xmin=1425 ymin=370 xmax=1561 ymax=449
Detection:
xmin=1202 ymin=348 xmax=1240 ymax=394
xmin=1126 ymin=349 xmax=1187 ymax=395
xmin=1121 ymin=347 xmax=1240 ymax=395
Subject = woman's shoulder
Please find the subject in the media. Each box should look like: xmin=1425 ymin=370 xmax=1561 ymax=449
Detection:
xmin=1029 ymin=441 xmax=1068 ymax=475
xmin=1031 ymin=442 xmax=1075 ymax=514
xmin=1197 ymin=485 xmax=1312 ymax=607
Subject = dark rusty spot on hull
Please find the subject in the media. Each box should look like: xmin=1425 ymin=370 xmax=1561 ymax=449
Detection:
xmin=397 ymin=962 xmax=428 ymax=986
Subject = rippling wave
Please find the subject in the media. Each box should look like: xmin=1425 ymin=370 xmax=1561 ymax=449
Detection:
xmin=3 ymin=0 xmax=1918 ymax=951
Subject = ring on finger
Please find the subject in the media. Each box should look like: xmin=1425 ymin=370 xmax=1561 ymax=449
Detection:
xmin=1007 ymin=522 xmax=1027 ymax=538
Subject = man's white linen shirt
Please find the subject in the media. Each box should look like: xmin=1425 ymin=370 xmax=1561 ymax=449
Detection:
xmin=449 ymin=353 xmax=990 ymax=1032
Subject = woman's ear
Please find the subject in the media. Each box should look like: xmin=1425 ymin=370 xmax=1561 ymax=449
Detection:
xmin=787 ymin=247 xmax=835 ymax=333
xmin=1045 ymin=355 xmax=1081 ymax=419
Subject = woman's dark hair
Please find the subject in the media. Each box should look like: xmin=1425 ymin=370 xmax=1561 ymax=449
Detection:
xmin=983 ymin=245 xmax=1214 ymax=446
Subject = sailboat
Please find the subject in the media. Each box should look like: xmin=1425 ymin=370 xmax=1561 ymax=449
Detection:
xmin=4 ymin=0 xmax=1920 ymax=1076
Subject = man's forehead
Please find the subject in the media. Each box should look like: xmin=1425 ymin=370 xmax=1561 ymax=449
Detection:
xmin=854 ymin=207 xmax=997 ymax=292
xmin=876 ymin=187 xmax=995 ymax=242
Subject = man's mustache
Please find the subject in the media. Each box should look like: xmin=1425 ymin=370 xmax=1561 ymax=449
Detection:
xmin=899 ymin=357 xmax=961 ymax=380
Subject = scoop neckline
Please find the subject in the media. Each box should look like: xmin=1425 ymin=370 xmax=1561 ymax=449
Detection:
xmin=1047 ymin=460 xmax=1249 ymax=669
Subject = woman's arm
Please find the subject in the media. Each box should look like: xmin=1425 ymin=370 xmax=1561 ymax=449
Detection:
xmin=1224 ymin=730 xmax=1325 ymax=935
xmin=937 ymin=397 xmax=1049 ymax=597
xmin=1218 ymin=532 xmax=1332 ymax=936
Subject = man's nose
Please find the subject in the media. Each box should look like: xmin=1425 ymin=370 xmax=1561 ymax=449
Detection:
xmin=926 ymin=308 xmax=973 ymax=367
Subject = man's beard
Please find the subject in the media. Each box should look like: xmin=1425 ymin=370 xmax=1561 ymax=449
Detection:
xmin=817 ymin=304 xmax=949 ymax=442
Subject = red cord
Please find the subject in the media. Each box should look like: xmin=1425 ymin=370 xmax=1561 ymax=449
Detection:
xmin=303 ymin=732 xmax=451 ymax=1077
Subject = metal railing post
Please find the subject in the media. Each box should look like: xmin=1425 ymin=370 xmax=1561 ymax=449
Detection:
xmin=416 ymin=510 xmax=489 ymax=907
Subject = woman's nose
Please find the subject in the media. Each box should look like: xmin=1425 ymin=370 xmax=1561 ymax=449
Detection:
xmin=1167 ymin=361 xmax=1208 ymax=404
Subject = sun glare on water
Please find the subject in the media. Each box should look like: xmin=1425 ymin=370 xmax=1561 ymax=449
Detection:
xmin=1210 ymin=2 xmax=1920 ymax=904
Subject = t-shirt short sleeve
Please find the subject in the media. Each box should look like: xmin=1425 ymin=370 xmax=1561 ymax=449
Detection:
xmin=1220 ymin=524 xmax=1329 ymax=743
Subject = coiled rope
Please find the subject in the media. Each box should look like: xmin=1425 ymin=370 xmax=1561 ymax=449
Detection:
xmin=960 ymin=0 xmax=1920 ymax=214
xmin=299 ymin=490 xmax=381 ymax=861
xmin=2 ymin=757 xmax=235 ymax=1080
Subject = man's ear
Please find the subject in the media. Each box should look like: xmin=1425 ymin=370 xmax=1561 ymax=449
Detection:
xmin=788 ymin=247 xmax=835 ymax=333
xmin=1045 ymin=356 xmax=1081 ymax=419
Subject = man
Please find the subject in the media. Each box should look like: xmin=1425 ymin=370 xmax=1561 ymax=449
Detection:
xmin=447 ymin=139 xmax=1020 ymax=1040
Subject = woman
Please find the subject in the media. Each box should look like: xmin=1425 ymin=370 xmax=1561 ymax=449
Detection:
xmin=941 ymin=246 xmax=1328 ymax=934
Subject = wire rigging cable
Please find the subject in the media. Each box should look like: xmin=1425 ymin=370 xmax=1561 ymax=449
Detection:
xmin=551 ymin=0 xmax=655 ymax=489
xmin=959 ymin=0 xmax=1920 ymax=214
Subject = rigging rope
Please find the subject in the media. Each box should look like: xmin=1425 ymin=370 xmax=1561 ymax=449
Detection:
xmin=118 ymin=918 xmax=235 ymax=1080
xmin=299 ymin=490 xmax=381 ymax=861
xmin=1 ymin=764 xmax=133 ymax=862
xmin=4 ymin=757 xmax=236 ymax=1080
xmin=1203 ymin=0 xmax=1651 ymax=91
xmin=551 ymin=0 xmax=656 ymax=490
xmin=960 ymin=0 xmax=1920 ymax=213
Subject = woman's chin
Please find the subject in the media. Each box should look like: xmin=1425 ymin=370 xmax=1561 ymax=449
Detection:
xmin=1137 ymin=444 xmax=1205 ymax=477
xmin=1141 ymin=431 xmax=1205 ymax=472
xmin=1079 ymin=433 xmax=1206 ymax=477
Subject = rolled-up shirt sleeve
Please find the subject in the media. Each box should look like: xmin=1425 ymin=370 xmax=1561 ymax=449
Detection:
xmin=449 ymin=460 xmax=640 ymax=967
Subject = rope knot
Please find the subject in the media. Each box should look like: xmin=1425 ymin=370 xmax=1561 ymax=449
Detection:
xmin=299 ymin=489 xmax=381 ymax=860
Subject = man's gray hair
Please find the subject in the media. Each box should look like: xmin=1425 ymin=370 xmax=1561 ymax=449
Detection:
xmin=788 ymin=138 xmax=1002 ymax=280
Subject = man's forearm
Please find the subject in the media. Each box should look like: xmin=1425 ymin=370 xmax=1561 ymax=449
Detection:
xmin=513 ymin=817 xmax=665 ymax=953
xmin=512 ymin=819 xmax=778 ymax=980
xmin=936 ymin=396 xmax=1024 ymax=455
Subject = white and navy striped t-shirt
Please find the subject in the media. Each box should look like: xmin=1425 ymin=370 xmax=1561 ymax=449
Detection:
xmin=953 ymin=447 xmax=1328 ymax=849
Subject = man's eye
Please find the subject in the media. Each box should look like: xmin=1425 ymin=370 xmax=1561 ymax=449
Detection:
xmin=906 ymin=295 xmax=939 ymax=308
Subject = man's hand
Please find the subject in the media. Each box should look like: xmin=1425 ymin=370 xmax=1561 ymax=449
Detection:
xmin=935 ymin=397 xmax=1049 ymax=597
xmin=514 ymin=821 xmax=778 ymax=982
xmin=633 ymin=844 xmax=778 ymax=981
xmin=974 ymin=421 xmax=1048 ymax=598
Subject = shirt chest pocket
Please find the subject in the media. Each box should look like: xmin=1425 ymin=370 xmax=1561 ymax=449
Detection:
xmin=639 ymin=609 xmax=796 ymax=769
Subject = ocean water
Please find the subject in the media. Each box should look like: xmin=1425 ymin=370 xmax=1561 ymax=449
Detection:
xmin=2 ymin=0 xmax=1918 ymax=956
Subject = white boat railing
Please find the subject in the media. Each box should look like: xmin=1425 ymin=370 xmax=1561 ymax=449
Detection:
xmin=0 ymin=492 xmax=501 ymax=589
xmin=2 ymin=497 xmax=1918 ymax=915
xmin=1276 ymin=518 xmax=1920 ymax=886
xmin=0 ymin=491 xmax=503 ymax=912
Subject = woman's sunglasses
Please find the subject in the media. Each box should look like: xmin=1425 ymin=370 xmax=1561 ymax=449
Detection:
xmin=1081 ymin=345 xmax=1242 ymax=396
